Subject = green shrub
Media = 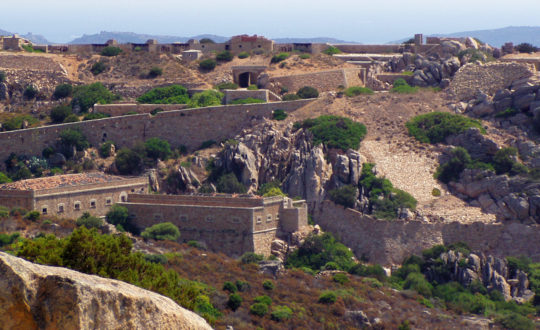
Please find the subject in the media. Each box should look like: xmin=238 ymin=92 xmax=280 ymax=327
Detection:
xmin=240 ymin=252 xmax=264 ymax=264
xmin=318 ymin=291 xmax=337 ymax=304
xmin=188 ymin=90 xmax=223 ymax=108
xmin=50 ymin=105 xmax=72 ymax=123
xmin=83 ymin=112 xmax=110 ymax=121
xmin=493 ymin=147 xmax=527 ymax=176
xmin=403 ymin=272 xmax=433 ymax=297
xmin=515 ymin=43 xmax=538 ymax=54
xmin=332 ymin=273 xmax=349 ymax=284
xmin=298 ymin=115 xmax=367 ymax=151
xmin=235 ymin=280 xmax=250 ymax=292
xmin=115 ymin=148 xmax=143 ymax=174
xmin=406 ymin=112 xmax=485 ymax=144
xmin=227 ymin=293 xmax=242 ymax=311
xmin=495 ymin=108 xmax=519 ymax=118
xmin=144 ymin=137 xmax=172 ymax=160
xmin=216 ymin=173 xmax=247 ymax=194
xmin=216 ymin=50 xmax=233 ymax=62
xmin=432 ymin=188 xmax=441 ymax=197
xmin=282 ymin=93 xmax=300 ymax=101
xmin=247 ymin=84 xmax=258 ymax=90
xmin=100 ymin=46 xmax=122 ymax=57
xmin=349 ymin=264 xmax=387 ymax=281
xmin=199 ymin=59 xmax=217 ymax=71
xmin=53 ymin=83 xmax=73 ymax=99
xmin=229 ymin=97 xmax=264 ymax=105
xmin=344 ymin=86 xmax=374 ymax=97
xmin=137 ymin=85 xmax=189 ymax=104
xmin=0 ymin=71 xmax=5 ymax=83
xmin=23 ymin=85 xmax=38 ymax=99
xmin=323 ymin=46 xmax=341 ymax=55
xmin=296 ymin=86 xmax=319 ymax=99
xmin=262 ymin=280 xmax=275 ymax=290
xmin=237 ymin=51 xmax=250 ymax=59
xmin=104 ymin=204 xmax=139 ymax=234
xmin=59 ymin=129 xmax=89 ymax=156
xmin=0 ymin=172 xmax=11 ymax=184
xmin=390 ymin=79 xmax=418 ymax=94
xmin=2 ymin=115 xmax=38 ymax=131
xmin=299 ymin=53 xmax=311 ymax=59
xmin=434 ymin=147 xmax=472 ymax=184
xmin=141 ymin=222 xmax=181 ymax=241
xmin=223 ymin=281 xmax=238 ymax=293
xmin=0 ymin=206 xmax=9 ymax=219
xmin=262 ymin=187 xmax=286 ymax=197
xmin=362 ymin=277 xmax=383 ymax=288
xmin=250 ymin=302 xmax=269 ymax=316
xmin=71 ymin=82 xmax=119 ymax=112
xmin=457 ymin=48 xmax=492 ymax=63
xmin=76 ymin=212 xmax=103 ymax=229
xmin=328 ymin=185 xmax=357 ymax=208
xmin=148 ymin=66 xmax=163 ymax=78
xmin=99 ymin=141 xmax=115 ymax=158
xmin=271 ymin=305 xmax=293 ymax=321
xmin=496 ymin=313 xmax=535 ymax=330
xmin=0 ymin=232 xmax=20 ymax=247
xmin=216 ymin=82 xmax=238 ymax=90
xmin=272 ymin=109 xmax=287 ymax=121
xmin=271 ymin=52 xmax=289 ymax=63
xmin=144 ymin=254 xmax=168 ymax=264
xmin=63 ymin=114 xmax=80 ymax=123
xmin=253 ymin=295 xmax=272 ymax=306
xmin=24 ymin=211 xmax=41 ymax=222
xmin=90 ymin=61 xmax=107 ymax=75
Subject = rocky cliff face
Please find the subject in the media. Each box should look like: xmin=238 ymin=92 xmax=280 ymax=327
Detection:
xmin=0 ymin=252 xmax=212 ymax=330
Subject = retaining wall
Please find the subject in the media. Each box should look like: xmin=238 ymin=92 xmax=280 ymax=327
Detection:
xmin=314 ymin=201 xmax=540 ymax=266
xmin=269 ymin=69 xmax=364 ymax=92
xmin=93 ymin=103 xmax=189 ymax=116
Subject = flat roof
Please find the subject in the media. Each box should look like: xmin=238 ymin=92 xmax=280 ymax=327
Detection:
xmin=0 ymin=173 xmax=134 ymax=191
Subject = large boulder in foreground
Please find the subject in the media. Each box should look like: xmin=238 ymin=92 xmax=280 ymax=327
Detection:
xmin=0 ymin=252 xmax=211 ymax=330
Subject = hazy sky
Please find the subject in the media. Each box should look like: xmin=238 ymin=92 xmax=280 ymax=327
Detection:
xmin=2 ymin=0 xmax=540 ymax=43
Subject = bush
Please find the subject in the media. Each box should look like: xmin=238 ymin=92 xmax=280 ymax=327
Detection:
xmin=115 ymin=148 xmax=143 ymax=174
xmin=403 ymin=272 xmax=433 ymax=297
xmin=216 ymin=82 xmax=238 ymax=90
xmin=141 ymin=222 xmax=181 ymax=241
xmin=59 ymin=129 xmax=89 ymax=156
xmin=497 ymin=313 xmax=535 ymax=330
xmin=229 ymin=97 xmax=264 ymax=105
xmin=344 ymin=86 xmax=374 ymax=97
xmin=137 ymin=85 xmax=189 ymax=104
xmin=2 ymin=115 xmax=39 ymax=131
xmin=434 ymin=147 xmax=472 ymax=184
xmin=223 ymin=281 xmax=238 ymax=293
xmin=100 ymin=46 xmax=122 ymax=57
xmin=240 ymin=252 xmax=264 ymax=264
xmin=216 ymin=50 xmax=233 ymax=62
xmin=432 ymin=188 xmax=441 ymax=197
xmin=323 ymin=46 xmax=341 ymax=55
xmin=296 ymin=86 xmax=319 ymax=99
xmin=105 ymin=204 xmax=129 ymax=226
xmin=144 ymin=137 xmax=172 ymax=160
xmin=318 ymin=291 xmax=337 ymax=304
xmin=247 ymin=84 xmax=258 ymax=90
xmin=235 ymin=280 xmax=250 ymax=292
xmin=23 ymin=211 xmax=41 ymax=222
xmin=53 ymin=84 xmax=73 ymax=99
xmin=349 ymin=264 xmax=387 ymax=281
xmin=50 ymin=105 xmax=72 ymax=123
xmin=262 ymin=187 xmax=286 ymax=197
xmin=63 ymin=114 xmax=79 ymax=123
xmin=144 ymin=254 xmax=168 ymax=264
xmin=237 ymin=51 xmax=250 ymax=59
xmin=271 ymin=52 xmax=290 ymax=63
xmin=390 ymin=79 xmax=418 ymax=94
xmin=188 ymin=90 xmax=223 ymax=108
xmin=199 ymin=59 xmax=217 ymax=71
xmin=272 ymin=109 xmax=287 ymax=121
xmin=493 ymin=147 xmax=527 ymax=176
xmin=227 ymin=293 xmax=242 ymax=311
xmin=83 ymin=112 xmax=110 ymax=121
xmin=99 ymin=141 xmax=115 ymax=158
xmin=271 ymin=305 xmax=293 ymax=321
xmin=298 ymin=115 xmax=367 ymax=151
xmin=216 ymin=173 xmax=247 ymax=194
xmin=0 ymin=71 xmax=5 ymax=83
xmin=24 ymin=85 xmax=38 ymax=99
xmin=0 ymin=172 xmax=11 ymax=184
xmin=282 ymin=93 xmax=300 ymax=101
xmin=332 ymin=273 xmax=349 ymax=284
xmin=148 ymin=66 xmax=163 ymax=78
xmin=262 ymin=280 xmax=275 ymax=290
xmin=406 ymin=112 xmax=485 ymax=144
xmin=90 ymin=61 xmax=107 ymax=75
xmin=299 ymin=53 xmax=311 ymax=59
xmin=76 ymin=212 xmax=103 ymax=229
xmin=72 ymin=82 xmax=119 ymax=112
xmin=515 ymin=43 xmax=538 ymax=54
xmin=250 ymin=302 xmax=269 ymax=316
xmin=0 ymin=232 xmax=20 ymax=247
xmin=253 ymin=295 xmax=272 ymax=306
xmin=328 ymin=185 xmax=357 ymax=208
xmin=495 ymin=108 xmax=519 ymax=118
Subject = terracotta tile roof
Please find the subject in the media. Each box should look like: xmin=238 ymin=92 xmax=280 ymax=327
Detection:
xmin=0 ymin=173 xmax=127 ymax=191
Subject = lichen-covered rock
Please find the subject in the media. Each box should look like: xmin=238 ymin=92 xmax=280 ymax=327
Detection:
xmin=0 ymin=252 xmax=212 ymax=330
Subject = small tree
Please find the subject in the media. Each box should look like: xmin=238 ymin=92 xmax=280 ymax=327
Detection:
xmin=148 ymin=67 xmax=163 ymax=78
xmin=105 ymin=204 xmax=129 ymax=226
xmin=24 ymin=85 xmax=38 ymax=99
xmin=199 ymin=59 xmax=217 ymax=71
xmin=100 ymin=46 xmax=122 ymax=57
xmin=115 ymin=148 xmax=143 ymax=175
xmin=53 ymin=83 xmax=73 ymax=99
xmin=296 ymin=86 xmax=319 ymax=99
xmin=328 ymin=185 xmax=357 ymax=208
xmin=249 ymin=302 xmax=268 ymax=316
xmin=141 ymin=222 xmax=181 ymax=241
xmin=90 ymin=62 xmax=107 ymax=75
xmin=515 ymin=43 xmax=538 ymax=54
xmin=216 ymin=173 xmax=247 ymax=194
xmin=59 ymin=129 xmax=89 ymax=157
xmin=323 ymin=46 xmax=341 ymax=55
xmin=227 ymin=294 xmax=242 ymax=311
xmin=50 ymin=105 xmax=72 ymax=123
xmin=188 ymin=90 xmax=223 ymax=108
xmin=216 ymin=51 xmax=233 ymax=62
xmin=76 ymin=212 xmax=103 ymax=229
xmin=144 ymin=137 xmax=172 ymax=160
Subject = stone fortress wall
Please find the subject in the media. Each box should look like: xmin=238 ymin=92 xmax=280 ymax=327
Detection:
xmin=314 ymin=201 xmax=540 ymax=266
xmin=269 ymin=68 xmax=365 ymax=92
xmin=0 ymin=99 xmax=313 ymax=166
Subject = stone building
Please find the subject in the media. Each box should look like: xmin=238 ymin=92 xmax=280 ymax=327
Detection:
xmin=0 ymin=173 xmax=148 ymax=219
xmin=121 ymin=194 xmax=308 ymax=257
xmin=225 ymin=35 xmax=274 ymax=54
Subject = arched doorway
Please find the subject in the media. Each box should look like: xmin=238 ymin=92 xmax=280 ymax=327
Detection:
xmin=238 ymin=72 xmax=250 ymax=87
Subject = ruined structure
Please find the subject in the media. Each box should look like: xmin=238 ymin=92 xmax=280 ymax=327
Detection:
xmin=121 ymin=194 xmax=308 ymax=256
xmin=0 ymin=173 xmax=148 ymax=219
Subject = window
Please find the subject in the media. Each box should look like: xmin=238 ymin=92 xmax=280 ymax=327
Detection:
xmin=120 ymin=192 xmax=128 ymax=202
xmin=206 ymin=216 xmax=214 ymax=223
xmin=231 ymin=217 xmax=240 ymax=223
xmin=267 ymin=214 xmax=273 ymax=222
xmin=58 ymin=204 xmax=65 ymax=213
xmin=41 ymin=206 xmax=48 ymax=215
xmin=276 ymin=214 xmax=280 ymax=221
xmin=256 ymin=216 xmax=262 ymax=223
xmin=74 ymin=202 xmax=81 ymax=211
xmin=179 ymin=215 xmax=188 ymax=222
xmin=105 ymin=197 xmax=112 ymax=205
xmin=90 ymin=199 xmax=96 ymax=208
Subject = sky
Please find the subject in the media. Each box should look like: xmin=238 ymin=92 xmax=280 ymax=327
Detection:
xmin=2 ymin=0 xmax=540 ymax=43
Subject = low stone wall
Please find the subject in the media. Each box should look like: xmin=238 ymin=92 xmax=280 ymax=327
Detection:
xmin=376 ymin=73 xmax=413 ymax=84
xmin=223 ymin=89 xmax=269 ymax=104
xmin=314 ymin=201 xmax=540 ymax=266
xmin=332 ymin=44 xmax=403 ymax=54
xmin=268 ymin=69 xmax=363 ymax=93
xmin=93 ymin=103 xmax=188 ymax=116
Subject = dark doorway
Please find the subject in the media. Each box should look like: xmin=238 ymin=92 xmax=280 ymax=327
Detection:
xmin=238 ymin=72 xmax=250 ymax=87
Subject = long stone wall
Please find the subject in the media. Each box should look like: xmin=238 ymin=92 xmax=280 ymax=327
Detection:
xmin=0 ymin=99 xmax=313 ymax=165
xmin=268 ymin=69 xmax=363 ymax=93
xmin=93 ymin=103 xmax=189 ymax=116
xmin=314 ymin=201 xmax=540 ymax=266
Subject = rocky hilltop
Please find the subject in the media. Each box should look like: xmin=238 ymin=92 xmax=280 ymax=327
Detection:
xmin=0 ymin=252 xmax=211 ymax=330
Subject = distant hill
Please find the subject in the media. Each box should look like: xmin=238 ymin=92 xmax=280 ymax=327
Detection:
xmin=273 ymin=37 xmax=360 ymax=44
xmin=0 ymin=28 xmax=51 ymax=44
xmin=68 ymin=31 xmax=228 ymax=44
xmin=390 ymin=26 xmax=540 ymax=47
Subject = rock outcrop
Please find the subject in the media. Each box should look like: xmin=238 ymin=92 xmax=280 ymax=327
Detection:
xmin=0 ymin=252 xmax=212 ymax=330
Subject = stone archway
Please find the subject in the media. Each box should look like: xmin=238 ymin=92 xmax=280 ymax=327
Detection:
xmin=232 ymin=66 xmax=267 ymax=88
xmin=238 ymin=72 xmax=251 ymax=87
